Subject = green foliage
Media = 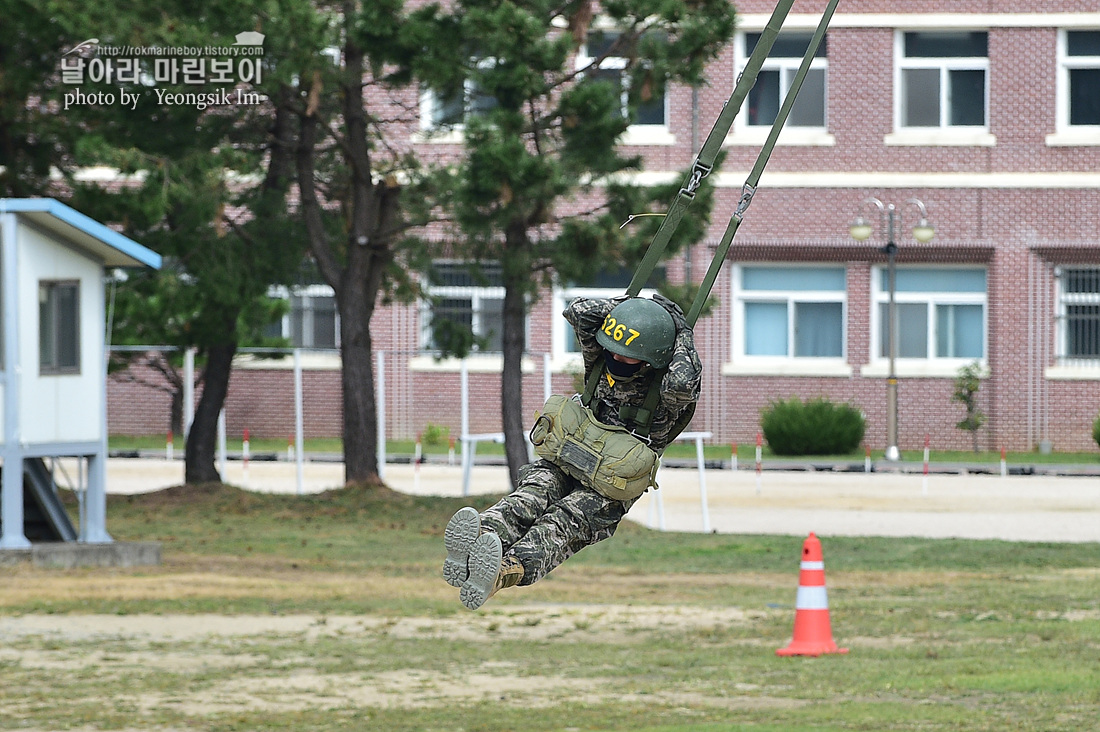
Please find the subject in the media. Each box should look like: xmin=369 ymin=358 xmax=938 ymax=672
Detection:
xmin=760 ymin=397 xmax=866 ymax=456
xmin=420 ymin=423 xmax=450 ymax=447
xmin=952 ymin=361 xmax=987 ymax=452
xmin=1093 ymin=412 xmax=1100 ymax=449
xmin=410 ymin=0 xmax=738 ymax=352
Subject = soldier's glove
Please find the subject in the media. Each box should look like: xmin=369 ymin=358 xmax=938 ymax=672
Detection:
xmin=651 ymin=293 xmax=690 ymax=332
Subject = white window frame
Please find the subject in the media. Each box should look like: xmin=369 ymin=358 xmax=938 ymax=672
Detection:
xmin=575 ymin=30 xmax=675 ymax=146
xmin=1048 ymin=29 xmax=1100 ymax=147
xmin=420 ymin=260 xmax=510 ymax=353
xmin=868 ymin=266 xmax=987 ymax=377
xmin=730 ymin=29 xmax=834 ymax=147
xmin=1054 ymin=266 xmax=1100 ymax=367
xmin=266 ymin=284 xmax=339 ymax=350
xmin=417 ymin=57 xmax=498 ymax=142
xmin=887 ymin=30 xmax=995 ymax=147
xmin=551 ymin=285 xmax=658 ymax=369
xmin=39 ymin=279 xmax=81 ymax=375
xmin=725 ymin=264 xmax=851 ymax=377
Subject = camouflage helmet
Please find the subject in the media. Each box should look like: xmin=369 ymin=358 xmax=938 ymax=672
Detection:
xmin=596 ymin=297 xmax=676 ymax=369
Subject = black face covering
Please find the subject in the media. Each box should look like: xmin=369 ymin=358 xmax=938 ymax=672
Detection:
xmin=604 ymin=350 xmax=643 ymax=379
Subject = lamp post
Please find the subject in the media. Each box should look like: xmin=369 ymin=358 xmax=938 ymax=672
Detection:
xmin=850 ymin=198 xmax=934 ymax=461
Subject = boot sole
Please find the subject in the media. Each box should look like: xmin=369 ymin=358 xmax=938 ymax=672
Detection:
xmin=443 ymin=507 xmax=481 ymax=588
xmin=460 ymin=533 xmax=502 ymax=611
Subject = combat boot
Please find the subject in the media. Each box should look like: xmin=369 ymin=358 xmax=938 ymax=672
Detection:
xmin=460 ymin=533 xmax=525 ymax=610
xmin=443 ymin=507 xmax=481 ymax=587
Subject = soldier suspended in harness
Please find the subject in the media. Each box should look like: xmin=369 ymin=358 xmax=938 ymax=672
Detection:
xmin=443 ymin=294 xmax=701 ymax=610
xmin=441 ymin=0 xmax=838 ymax=610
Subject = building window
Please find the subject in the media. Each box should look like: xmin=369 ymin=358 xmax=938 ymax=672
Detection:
xmin=734 ymin=266 xmax=846 ymax=359
xmin=874 ymin=267 xmax=986 ymax=361
xmin=290 ymin=287 xmax=338 ymax=349
xmin=553 ymin=265 xmax=664 ymax=358
xmin=577 ymin=30 xmax=666 ymax=127
xmin=897 ymin=31 xmax=988 ymax=129
xmin=423 ymin=261 xmax=507 ymax=352
xmin=1056 ymin=267 xmax=1100 ymax=363
xmin=39 ymin=280 xmax=80 ymax=374
xmin=420 ymin=58 xmax=499 ymax=130
xmin=1061 ymin=30 xmax=1100 ymax=128
xmin=742 ymin=31 xmax=827 ymax=128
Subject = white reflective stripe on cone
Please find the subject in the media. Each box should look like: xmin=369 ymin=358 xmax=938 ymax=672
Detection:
xmin=800 ymin=561 xmax=825 ymax=570
xmin=795 ymin=585 xmax=829 ymax=610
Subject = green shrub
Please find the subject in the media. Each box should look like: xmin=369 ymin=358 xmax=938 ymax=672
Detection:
xmin=761 ymin=397 xmax=866 ymax=456
xmin=1093 ymin=413 xmax=1100 ymax=449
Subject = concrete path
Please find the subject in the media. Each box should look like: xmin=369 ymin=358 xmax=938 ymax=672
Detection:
xmin=96 ymin=457 xmax=1100 ymax=543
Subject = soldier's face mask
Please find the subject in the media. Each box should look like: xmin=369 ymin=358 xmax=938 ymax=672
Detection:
xmin=604 ymin=351 xmax=644 ymax=379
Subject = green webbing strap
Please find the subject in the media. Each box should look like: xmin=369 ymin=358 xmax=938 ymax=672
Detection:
xmin=582 ymin=0 xmax=796 ymax=415
xmin=584 ymin=0 xmax=840 ymax=438
xmin=623 ymin=0 xmax=797 ymax=299
xmin=686 ymin=0 xmax=840 ymax=326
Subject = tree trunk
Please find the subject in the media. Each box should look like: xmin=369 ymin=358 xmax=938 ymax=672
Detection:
xmin=338 ymin=277 xmax=380 ymax=485
xmin=184 ymin=342 xmax=236 ymax=483
xmin=500 ymin=277 xmax=529 ymax=488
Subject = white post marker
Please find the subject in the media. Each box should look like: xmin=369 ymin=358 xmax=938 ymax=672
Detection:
xmin=242 ymin=428 xmax=250 ymax=485
xmin=922 ymin=434 xmax=930 ymax=497
xmin=376 ymin=350 xmax=386 ymax=481
xmin=865 ymin=444 xmax=872 ymax=474
xmin=293 ymin=348 xmax=304 ymax=495
xmin=1000 ymin=447 xmax=1007 ymax=478
xmin=755 ymin=432 xmax=763 ymax=495
xmin=217 ymin=408 xmax=227 ymax=479
xmin=166 ymin=432 xmax=173 ymax=461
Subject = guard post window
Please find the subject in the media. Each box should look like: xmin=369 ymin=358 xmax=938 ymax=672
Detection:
xmin=743 ymin=31 xmax=827 ymax=127
xmin=898 ymin=31 xmax=988 ymax=128
xmin=39 ymin=280 xmax=80 ymax=374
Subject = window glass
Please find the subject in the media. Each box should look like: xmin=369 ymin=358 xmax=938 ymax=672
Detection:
xmin=936 ymin=304 xmax=983 ymax=358
xmin=424 ymin=260 xmax=509 ymax=352
xmin=1068 ymin=68 xmax=1100 ymax=125
xmin=904 ymin=31 xmax=987 ymax=58
xmin=902 ymin=69 xmax=940 ymax=127
xmin=39 ymin=281 xmax=80 ymax=373
xmin=580 ymin=31 xmax=666 ymax=126
xmin=1058 ymin=268 xmax=1100 ymax=361
xmin=743 ymin=32 xmax=827 ymax=128
xmin=883 ymin=268 xmax=987 ymax=293
xmin=744 ymin=266 xmax=844 ymax=291
xmin=737 ymin=266 xmax=845 ymax=360
xmin=794 ymin=302 xmax=843 ymax=357
xmin=899 ymin=31 xmax=988 ymax=129
xmin=745 ymin=302 xmax=788 ymax=356
xmin=875 ymin=267 xmax=987 ymax=360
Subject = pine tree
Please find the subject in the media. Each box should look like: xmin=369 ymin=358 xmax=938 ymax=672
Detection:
xmin=408 ymin=0 xmax=736 ymax=484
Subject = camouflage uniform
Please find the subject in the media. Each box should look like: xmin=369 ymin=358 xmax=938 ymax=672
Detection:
xmin=479 ymin=295 xmax=702 ymax=585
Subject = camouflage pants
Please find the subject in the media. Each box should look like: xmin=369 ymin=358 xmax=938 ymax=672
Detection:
xmin=479 ymin=459 xmax=639 ymax=585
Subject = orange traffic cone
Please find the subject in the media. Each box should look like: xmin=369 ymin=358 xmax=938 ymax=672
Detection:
xmin=776 ymin=532 xmax=848 ymax=657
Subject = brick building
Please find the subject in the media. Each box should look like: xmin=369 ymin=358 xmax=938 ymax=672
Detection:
xmin=109 ymin=1 xmax=1100 ymax=453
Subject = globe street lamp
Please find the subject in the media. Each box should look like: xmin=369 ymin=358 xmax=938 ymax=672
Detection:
xmin=850 ymin=198 xmax=935 ymax=461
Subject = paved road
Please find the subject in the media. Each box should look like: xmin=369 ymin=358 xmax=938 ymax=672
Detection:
xmin=100 ymin=457 xmax=1100 ymax=543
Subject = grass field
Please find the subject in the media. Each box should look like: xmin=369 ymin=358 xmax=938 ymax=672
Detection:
xmin=3 ymin=483 xmax=1099 ymax=731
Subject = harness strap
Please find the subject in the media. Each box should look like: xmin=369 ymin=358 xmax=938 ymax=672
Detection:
xmin=624 ymin=0 xmax=797 ymax=299
xmin=686 ymin=0 xmax=840 ymax=326
xmin=583 ymin=0 xmax=840 ymax=437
